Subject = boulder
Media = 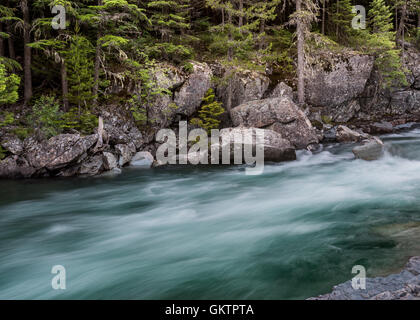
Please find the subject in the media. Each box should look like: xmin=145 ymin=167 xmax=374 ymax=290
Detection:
xmin=305 ymin=53 xmax=374 ymax=107
xmin=213 ymin=127 xmax=296 ymax=163
xmin=130 ymin=151 xmax=154 ymax=168
xmin=174 ymin=62 xmax=213 ymax=117
xmin=336 ymin=125 xmax=369 ymax=143
xmin=352 ymin=137 xmax=384 ymax=161
xmin=102 ymin=152 xmax=118 ymax=170
xmin=0 ymin=156 xmax=36 ymax=179
xmin=217 ymin=68 xmax=270 ymax=110
xmin=230 ymin=97 xmax=319 ymax=149
xmin=79 ymin=155 xmax=104 ymax=176
xmin=25 ymin=134 xmax=98 ymax=171
xmin=267 ymin=82 xmax=294 ymax=100
xmin=369 ymin=122 xmax=394 ymax=134
xmin=115 ymin=143 xmax=136 ymax=167
xmin=1 ymin=136 xmax=23 ymax=155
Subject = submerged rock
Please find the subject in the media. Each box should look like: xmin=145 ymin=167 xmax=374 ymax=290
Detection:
xmin=130 ymin=151 xmax=154 ymax=168
xmin=352 ymin=137 xmax=384 ymax=161
xmin=230 ymin=97 xmax=318 ymax=149
xmin=213 ymin=127 xmax=296 ymax=163
xmin=336 ymin=125 xmax=369 ymax=143
xmin=309 ymin=256 xmax=420 ymax=300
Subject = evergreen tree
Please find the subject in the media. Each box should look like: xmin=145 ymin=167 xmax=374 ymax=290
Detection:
xmin=190 ymin=89 xmax=225 ymax=134
xmin=0 ymin=61 xmax=20 ymax=105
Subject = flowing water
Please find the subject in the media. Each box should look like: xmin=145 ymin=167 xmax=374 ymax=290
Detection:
xmin=2 ymin=128 xmax=420 ymax=299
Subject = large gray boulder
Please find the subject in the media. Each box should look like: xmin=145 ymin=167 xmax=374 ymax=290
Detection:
xmin=25 ymin=134 xmax=98 ymax=171
xmin=130 ymin=151 xmax=154 ymax=168
xmin=353 ymin=137 xmax=384 ymax=161
xmin=216 ymin=68 xmax=270 ymax=110
xmin=230 ymin=97 xmax=319 ymax=149
xmin=305 ymin=53 xmax=374 ymax=107
xmin=174 ymin=62 xmax=213 ymax=116
xmin=115 ymin=142 xmax=136 ymax=167
xmin=214 ymin=127 xmax=296 ymax=163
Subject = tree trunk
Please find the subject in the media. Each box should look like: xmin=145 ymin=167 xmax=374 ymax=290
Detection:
xmin=238 ymin=0 xmax=243 ymax=29
xmin=0 ymin=23 xmax=4 ymax=57
xmin=93 ymin=0 xmax=103 ymax=105
xmin=21 ymin=0 xmax=32 ymax=105
xmin=259 ymin=20 xmax=265 ymax=50
xmin=336 ymin=0 xmax=339 ymax=38
xmin=226 ymin=10 xmax=233 ymax=113
xmin=296 ymin=0 xmax=305 ymax=106
xmin=322 ymin=0 xmax=326 ymax=35
xmin=6 ymin=23 xmax=15 ymax=59
xmin=397 ymin=1 xmax=407 ymax=45
xmin=61 ymin=60 xmax=69 ymax=111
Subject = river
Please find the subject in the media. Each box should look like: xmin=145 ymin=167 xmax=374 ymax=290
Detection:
xmin=1 ymin=128 xmax=420 ymax=299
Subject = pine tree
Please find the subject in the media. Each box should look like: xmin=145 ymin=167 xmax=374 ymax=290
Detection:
xmin=369 ymin=0 xmax=394 ymax=33
xmin=146 ymin=0 xmax=193 ymax=62
xmin=0 ymin=61 xmax=20 ymax=105
xmin=190 ymin=89 xmax=225 ymax=134
xmin=329 ymin=0 xmax=354 ymax=44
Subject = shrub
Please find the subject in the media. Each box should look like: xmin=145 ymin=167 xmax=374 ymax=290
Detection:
xmin=190 ymin=89 xmax=224 ymax=134
xmin=29 ymin=95 xmax=62 ymax=139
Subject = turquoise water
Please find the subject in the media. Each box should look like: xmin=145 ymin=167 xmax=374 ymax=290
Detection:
xmin=2 ymin=129 xmax=420 ymax=299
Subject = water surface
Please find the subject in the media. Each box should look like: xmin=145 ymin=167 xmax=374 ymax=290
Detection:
xmin=1 ymin=129 xmax=420 ymax=299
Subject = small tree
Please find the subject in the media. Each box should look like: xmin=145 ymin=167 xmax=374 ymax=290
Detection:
xmin=190 ymin=89 xmax=225 ymax=134
xmin=0 ymin=62 xmax=20 ymax=105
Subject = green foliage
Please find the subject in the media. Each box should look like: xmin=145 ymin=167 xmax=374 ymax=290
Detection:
xmin=0 ymin=146 xmax=6 ymax=160
xmin=190 ymin=89 xmax=224 ymax=134
xmin=65 ymin=34 xmax=95 ymax=108
xmin=0 ymin=111 xmax=15 ymax=128
xmin=0 ymin=63 xmax=20 ymax=105
xmin=128 ymin=94 xmax=148 ymax=127
xmin=29 ymin=95 xmax=62 ymax=139
xmin=368 ymin=0 xmax=394 ymax=33
xmin=61 ymin=108 xmax=98 ymax=135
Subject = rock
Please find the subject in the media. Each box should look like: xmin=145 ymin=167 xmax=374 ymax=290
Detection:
xmin=98 ymin=167 xmax=122 ymax=177
xmin=230 ymin=97 xmax=319 ymax=149
xmin=332 ymin=100 xmax=361 ymax=123
xmin=153 ymin=63 xmax=185 ymax=91
xmin=0 ymin=156 xmax=36 ymax=179
xmin=174 ymin=62 xmax=213 ymax=116
xmin=217 ymin=68 xmax=270 ymax=110
xmin=310 ymin=256 xmax=420 ymax=300
xmin=25 ymin=134 xmax=98 ymax=171
xmin=323 ymin=126 xmax=337 ymax=142
xmin=130 ymin=151 xmax=154 ymax=168
xmin=305 ymin=52 xmax=374 ymax=107
xmin=336 ymin=125 xmax=369 ymax=143
xmin=102 ymin=111 xmax=144 ymax=148
xmin=369 ymin=122 xmax=394 ymax=134
xmin=79 ymin=155 xmax=104 ymax=176
xmin=115 ymin=143 xmax=136 ymax=167
xmin=267 ymin=82 xmax=293 ymax=99
xmin=213 ymin=127 xmax=296 ymax=163
xmin=102 ymin=152 xmax=118 ymax=170
xmin=1 ymin=136 xmax=23 ymax=155
xmin=352 ymin=137 xmax=384 ymax=161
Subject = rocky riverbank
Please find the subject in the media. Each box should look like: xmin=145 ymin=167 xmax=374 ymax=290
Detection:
xmin=1 ymin=46 xmax=420 ymax=179
xmin=310 ymin=257 xmax=420 ymax=300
